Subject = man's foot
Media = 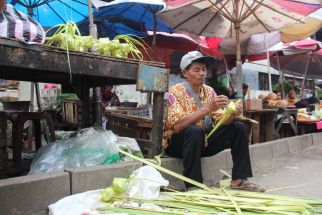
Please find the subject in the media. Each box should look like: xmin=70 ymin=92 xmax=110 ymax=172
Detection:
xmin=230 ymin=179 xmax=265 ymax=192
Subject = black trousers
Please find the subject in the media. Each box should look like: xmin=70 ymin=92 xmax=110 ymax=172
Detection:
xmin=165 ymin=120 xmax=253 ymax=188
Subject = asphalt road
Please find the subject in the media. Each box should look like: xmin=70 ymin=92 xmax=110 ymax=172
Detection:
xmin=251 ymin=144 xmax=322 ymax=199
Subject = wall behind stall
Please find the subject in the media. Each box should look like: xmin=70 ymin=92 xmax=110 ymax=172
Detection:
xmin=115 ymin=85 xmax=147 ymax=106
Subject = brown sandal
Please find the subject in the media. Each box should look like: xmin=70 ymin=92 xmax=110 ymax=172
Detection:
xmin=230 ymin=179 xmax=265 ymax=192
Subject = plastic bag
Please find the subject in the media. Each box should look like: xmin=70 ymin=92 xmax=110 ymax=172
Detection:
xmin=126 ymin=166 xmax=169 ymax=199
xmin=0 ymin=4 xmax=45 ymax=44
xmin=48 ymin=189 xmax=104 ymax=215
xmin=116 ymin=136 xmax=144 ymax=161
xmin=28 ymin=127 xmax=120 ymax=174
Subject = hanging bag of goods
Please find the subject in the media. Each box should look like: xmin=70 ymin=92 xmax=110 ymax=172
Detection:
xmin=0 ymin=4 xmax=45 ymax=44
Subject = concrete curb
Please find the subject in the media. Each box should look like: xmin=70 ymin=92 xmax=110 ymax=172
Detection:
xmin=0 ymin=133 xmax=321 ymax=214
xmin=0 ymin=172 xmax=69 ymax=215
xmin=67 ymin=161 xmax=142 ymax=194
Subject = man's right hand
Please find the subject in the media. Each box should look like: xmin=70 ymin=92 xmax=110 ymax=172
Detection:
xmin=207 ymin=95 xmax=228 ymax=112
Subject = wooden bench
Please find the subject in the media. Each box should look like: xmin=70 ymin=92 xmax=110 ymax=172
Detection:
xmin=0 ymin=111 xmax=56 ymax=169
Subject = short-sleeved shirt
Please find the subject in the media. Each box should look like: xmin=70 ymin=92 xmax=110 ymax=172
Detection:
xmin=162 ymin=83 xmax=224 ymax=149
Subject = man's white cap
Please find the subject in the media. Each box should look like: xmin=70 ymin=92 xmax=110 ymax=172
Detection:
xmin=180 ymin=51 xmax=217 ymax=70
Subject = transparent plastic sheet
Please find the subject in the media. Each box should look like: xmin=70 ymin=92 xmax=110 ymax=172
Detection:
xmin=0 ymin=4 xmax=45 ymax=44
xmin=116 ymin=136 xmax=144 ymax=161
xmin=28 ymin=127 xmax=120 ymax=175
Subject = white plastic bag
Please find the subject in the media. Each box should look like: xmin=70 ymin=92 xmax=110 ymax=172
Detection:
xmin=48 ymin=189 xmax=104 ymax=215
xmin=126 ymin=166 xmax=169 ymax=199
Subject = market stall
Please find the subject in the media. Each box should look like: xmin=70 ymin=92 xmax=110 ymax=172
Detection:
xmin=0 ymin=37 xmax=167 ymax=158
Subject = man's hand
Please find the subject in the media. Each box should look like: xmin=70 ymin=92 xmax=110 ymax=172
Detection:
xmin=206 ymin=95 xmax=228 ymax=112
xmin=223 ymin=103 xmax=242 ymax=125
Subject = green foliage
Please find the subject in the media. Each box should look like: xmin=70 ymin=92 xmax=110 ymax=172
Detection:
xmin=272 ymin=80 xmax=300 ymax=95
xmin=316 ymin=88 xmax=322 ymax=99
xmin=206 ymin=70 xmax=229 ymax=96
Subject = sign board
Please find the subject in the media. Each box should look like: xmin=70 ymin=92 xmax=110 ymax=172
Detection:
xmin=136 ymin=64 xmax=168 ymax=92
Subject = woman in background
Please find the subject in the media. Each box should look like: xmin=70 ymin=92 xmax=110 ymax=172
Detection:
xmin=287 ymin=90 xmax=297 ymax=105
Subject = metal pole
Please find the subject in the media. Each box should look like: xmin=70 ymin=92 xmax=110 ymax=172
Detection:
xmin=264 ymin=33 xmax=272 ymax=92
xmin=275 ymin=52 xmax=285 ymax=99
xmin=87 ymin=0 xmax=102 ymax=126
xmin=234 ymin=1 xmax=243 ymax=99
xmin=300 ymin=54 xmax=312 ymax=99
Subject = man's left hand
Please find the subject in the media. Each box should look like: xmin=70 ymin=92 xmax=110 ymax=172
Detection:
xmin=223 ymin=103 xmax=243 ymax=125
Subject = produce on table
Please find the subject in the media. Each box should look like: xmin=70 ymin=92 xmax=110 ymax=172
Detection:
xmin=45 ymin=22 xmax=147 ymax=60
xmin=297 ymin=112 xmax=317 ymax=121
xmin=46 ymin=22 xmax=93 ymax=52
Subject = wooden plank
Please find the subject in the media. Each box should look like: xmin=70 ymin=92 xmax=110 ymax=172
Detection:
xmin=151 ymin=92 xmax=164 ymax=155
xmin=136 ymin=64 xmax=168 ymax=92
xmin=0 ymin=37 xmax=165 ymax=84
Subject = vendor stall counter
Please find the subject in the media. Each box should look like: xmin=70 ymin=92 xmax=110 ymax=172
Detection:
xmin=0 ymin=37 xmax=166 ymax=157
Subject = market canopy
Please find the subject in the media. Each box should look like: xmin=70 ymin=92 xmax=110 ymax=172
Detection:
xmin=9 ymin=0 xmax=95 ymax=27
xmin=270 ymin=49 xmax=322 ymax=79
xmin=78 ymin=0 xmax=172 ymax=39
xmin=159 ymin=0 xmax=321 ymax=97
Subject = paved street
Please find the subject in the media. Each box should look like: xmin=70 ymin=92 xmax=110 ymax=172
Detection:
xmin=252 ymin=144 xmax=322 ymax=199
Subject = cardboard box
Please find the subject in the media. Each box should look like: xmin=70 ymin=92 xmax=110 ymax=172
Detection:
xmin=246 ymin=99 xmax=263 ymax=110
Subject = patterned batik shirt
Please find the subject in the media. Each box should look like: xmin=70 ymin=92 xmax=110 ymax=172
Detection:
xmin=162 ymin=83 xmax=224 ymax=149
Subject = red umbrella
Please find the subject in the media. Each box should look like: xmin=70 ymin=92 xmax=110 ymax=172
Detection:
xmin=269 ymin=39 xmax=322 ymax=98
xmin=142 ymin=31 xmax=221 ymax=74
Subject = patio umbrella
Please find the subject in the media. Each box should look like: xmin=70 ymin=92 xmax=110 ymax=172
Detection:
xmin=270 ymin=49 xmax=322 ymax=80
xmin=142 ymin=31 xmax=221 ymax=73
xmin=285 ymin=0 xmax=322 ymax=5
xmin=270 ymin=40 xmax=322 ymax=98
xmin=159 ymin=0 xmax=321 ymax=98
xmin=9 ymin=0 xmax=96 ymax=28
xmin=79 ymin=0 xmax=172 ymax=48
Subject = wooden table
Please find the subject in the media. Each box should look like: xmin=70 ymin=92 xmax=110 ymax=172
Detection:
xmin=275 ymin=108 xmax=298 ymax=138
xmin=0 ymin=110 xmax=55 ymax=168
xmin=297 ymin=120 xmax=322 ymax=135
xmin=105 ymin=111 xmax=152 ymax=140
xmin=245 ymin=109 xmax=277 ymax=143
xmin=0 ymin=37 xmax=166 ymax=154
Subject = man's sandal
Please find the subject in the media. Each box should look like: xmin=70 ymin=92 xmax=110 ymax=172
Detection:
xmin=230 ymin=179 xmax=265 ymax=192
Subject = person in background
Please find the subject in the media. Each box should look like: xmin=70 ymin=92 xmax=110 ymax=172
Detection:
xmin=287 ymin=90 xmax=297 ymax=105
xmin=101 ymin=84 xmax=121 ymax=109
xmin=227 ymin=83 xmax=248 ymax=99
xmin=273 ymin=90 xmax=282 ymax=100
xmin=227 ymin=86 xmax=237 ymax=99
xmin=100 ymin=84 xmax=121 ymax=130
xmin=295 ymin=96 xmax=320 ymax=109
xmin=242 ymin=83 xmax=249 ymax=98
xmin=163 ymin=51 xmax=265 ymax=192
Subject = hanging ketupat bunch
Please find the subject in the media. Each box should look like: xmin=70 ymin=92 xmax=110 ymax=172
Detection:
xmin=46 ymin=21 xmax=94 ymax=52
xmin=45 ymin=22 xmax=147 ymax=60
xmin=92 ymin=35 xmax=148 ymax=60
